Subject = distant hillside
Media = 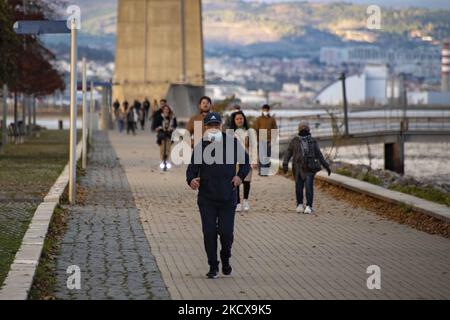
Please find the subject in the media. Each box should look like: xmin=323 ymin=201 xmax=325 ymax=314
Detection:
xmin=203 ymin=0 xmax=450 ymax=44
xmin=54 ymin=0 xmax=450 ymax=57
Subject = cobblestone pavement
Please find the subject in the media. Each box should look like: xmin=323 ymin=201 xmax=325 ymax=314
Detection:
xmin=53 ymin=132 xmax=169 ymax=300
xmin=108 ymin=130 xmax=450 ymax=300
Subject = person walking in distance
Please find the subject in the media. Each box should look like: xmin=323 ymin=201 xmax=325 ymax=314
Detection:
xmin=155 ymin=105 xmax=177 ymax=170
xmin=126 ymin=105 xmax=138 ymax=136
xmin=151 ymin=99 xmax=167 ymax=132
xmin=143 ymin=97 xmax=151 ymax=125
xmin=117 ymin=102 xmax=127 ymax=133
xmin=186 ymin=112 xmax=250 ymax=279
xmin=282 ymin=121 xmax=331 ymax=214
xmin=113 ymin=99 xmax=120 ymax=131
xmin=186 ymin=96 xmax=212 ymax=137
xmin=224 ymin=104 xmax=241 ymax=129
xmin=229 ymin=110 xmax=258 ymax=212
xmin=253 ymin=104 xmax=278 ymax=176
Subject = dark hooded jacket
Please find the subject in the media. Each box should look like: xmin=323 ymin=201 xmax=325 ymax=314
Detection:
xmin=282 ymin=133 xmax=330 ymax=180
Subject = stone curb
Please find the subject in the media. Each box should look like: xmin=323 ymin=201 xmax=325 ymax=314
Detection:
xmin=0 ymin=142 xmax=83 ymax=300
xmin=315 ymin=170 xmax=450 ymax=222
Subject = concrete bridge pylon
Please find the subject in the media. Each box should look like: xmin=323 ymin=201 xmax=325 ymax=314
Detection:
xmin=113 ymin=0 xmax=204 ymax=105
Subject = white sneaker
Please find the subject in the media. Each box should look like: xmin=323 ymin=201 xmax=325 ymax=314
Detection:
xmin=296 ymin=204 xmax=304 ymax=213
xmin=243 ymin=200 xmax=250 ymax=211
xmin=236 ymin=204 xmax=242 ymax=212
xmin=304 ymin=206 xmax=313 ymax=214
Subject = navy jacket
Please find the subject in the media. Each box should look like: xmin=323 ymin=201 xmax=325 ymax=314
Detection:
xmin=186 ymin=132 xmax=250 ymax=204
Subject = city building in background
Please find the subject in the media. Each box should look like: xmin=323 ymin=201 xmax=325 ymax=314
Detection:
xmin=315 ymin=65 xmax=389 ymax=106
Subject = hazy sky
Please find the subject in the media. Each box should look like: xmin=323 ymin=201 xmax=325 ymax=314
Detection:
xmin=245 ymin=0 xmax=450 ymax=10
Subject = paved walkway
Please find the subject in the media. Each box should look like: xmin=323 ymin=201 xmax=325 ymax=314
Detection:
xmin=53 ymin=132 xmax=169 ymax=300
xmin=106 ymin=130 xmax=450 ymax=300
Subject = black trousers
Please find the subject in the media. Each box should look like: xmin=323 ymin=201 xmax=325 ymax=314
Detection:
xmin=198 ymin=198 xmax=236 ymax=268
xmin=127 ymin=121 xmax=135 ymax=135
xmin=237 ymin=181 xmax=251 ymax=203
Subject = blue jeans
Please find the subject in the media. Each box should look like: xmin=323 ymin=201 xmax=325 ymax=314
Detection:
xmin=295 ymin=175 xmax=314 ymax=207
xmin=117 ymin=120 xmax=124 ymax=133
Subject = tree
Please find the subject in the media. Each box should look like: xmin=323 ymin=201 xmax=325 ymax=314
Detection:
xmin=1 ymin=0 xmax=66 ymax=97
xmin=0 ymin=0 xmax=20 ymax=88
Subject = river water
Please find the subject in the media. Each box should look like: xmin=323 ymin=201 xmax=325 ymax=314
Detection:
xmin=322 ymin=142 xmax=450 ymax=186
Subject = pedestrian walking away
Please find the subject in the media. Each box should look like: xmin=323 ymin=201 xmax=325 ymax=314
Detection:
xmin=282 ymin=121 xmax=331 ymax=214
xmin=229 ymin=110 xmax=258 ymax=212
xmin=186 ymin=112 xmax=250 ymax=279
xmin=253 ymin=104 xmax=278 ymax=176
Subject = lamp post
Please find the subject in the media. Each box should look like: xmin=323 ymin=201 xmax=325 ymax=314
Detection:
xmin=82 ymin=57 xmax=87 ymax=169
xmin=89 ymin=81 xmax=94 ymax=146
xmin=14 ymin=19 xmax=78 ymax=204
xmin=339 ymin=72 xmax=349 ymax=136
xmin=1 ymin=85 xmax=7 ymax=153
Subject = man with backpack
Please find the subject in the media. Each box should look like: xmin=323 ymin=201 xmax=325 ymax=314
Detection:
xmin=282 ymin=121 xmax=331 ymax=214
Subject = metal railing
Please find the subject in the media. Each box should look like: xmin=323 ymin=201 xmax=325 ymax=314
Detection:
xmin=276 ymin=116 xmax=450 ymax=140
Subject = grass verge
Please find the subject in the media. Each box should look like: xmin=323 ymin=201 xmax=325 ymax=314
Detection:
xmin=28 ymin=205 xmax=69 ymax=300
xmin=0 ymin=129 xmax=81 ymax=288
xmin=389 ymin=184 xmax=450 ymax=207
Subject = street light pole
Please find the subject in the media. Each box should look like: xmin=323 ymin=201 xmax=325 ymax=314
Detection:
xmin=89 ymin=81 xmax=94 ymax=146
xmin=69 ymin=17 xmax=78 ymax=204
xmin=13 ymin=19 xmax=76 ymax=197
xmin=32 ymin=94 xmax=36 ymax=128
xmin=2 ymin=85 xmax=7 ymax=152
xmin=339 ymin=72 xmax=349 ymax=136
xmin=82 ymin=57 xmax=87 ymax=170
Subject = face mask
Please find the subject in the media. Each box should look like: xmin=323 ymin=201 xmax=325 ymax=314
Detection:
xmin=206 ymin=129 xmax=222 ymax=142
xmin=299 ymin=129 xmax=309 ymax=136
xmin=262 ymin=111 xmax=269 ymax=117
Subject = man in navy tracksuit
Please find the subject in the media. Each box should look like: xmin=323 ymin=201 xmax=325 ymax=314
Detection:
xmin=186 ymin=112 xmax=250 ymax=279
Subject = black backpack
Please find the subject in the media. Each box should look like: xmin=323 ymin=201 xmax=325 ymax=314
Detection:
xmin=300 ymin=137 xmax=322 ymax=173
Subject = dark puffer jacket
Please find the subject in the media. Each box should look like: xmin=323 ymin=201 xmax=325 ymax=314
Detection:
xmin=282 ymin=134 xmax=330 ymax=180
xmin=186 ymin=133 xmax=250 ymax=204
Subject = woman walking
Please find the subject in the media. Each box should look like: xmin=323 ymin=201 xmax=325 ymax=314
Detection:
xmin=155 ymin=104 xmax=177 ymax=169
xmin=282 ymin=121 xmax=331 ymax=214
xmin=126 ymin=105 xmax=139 ymax=136
xmin=229 ymin=110 xmax=257 ymax=212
